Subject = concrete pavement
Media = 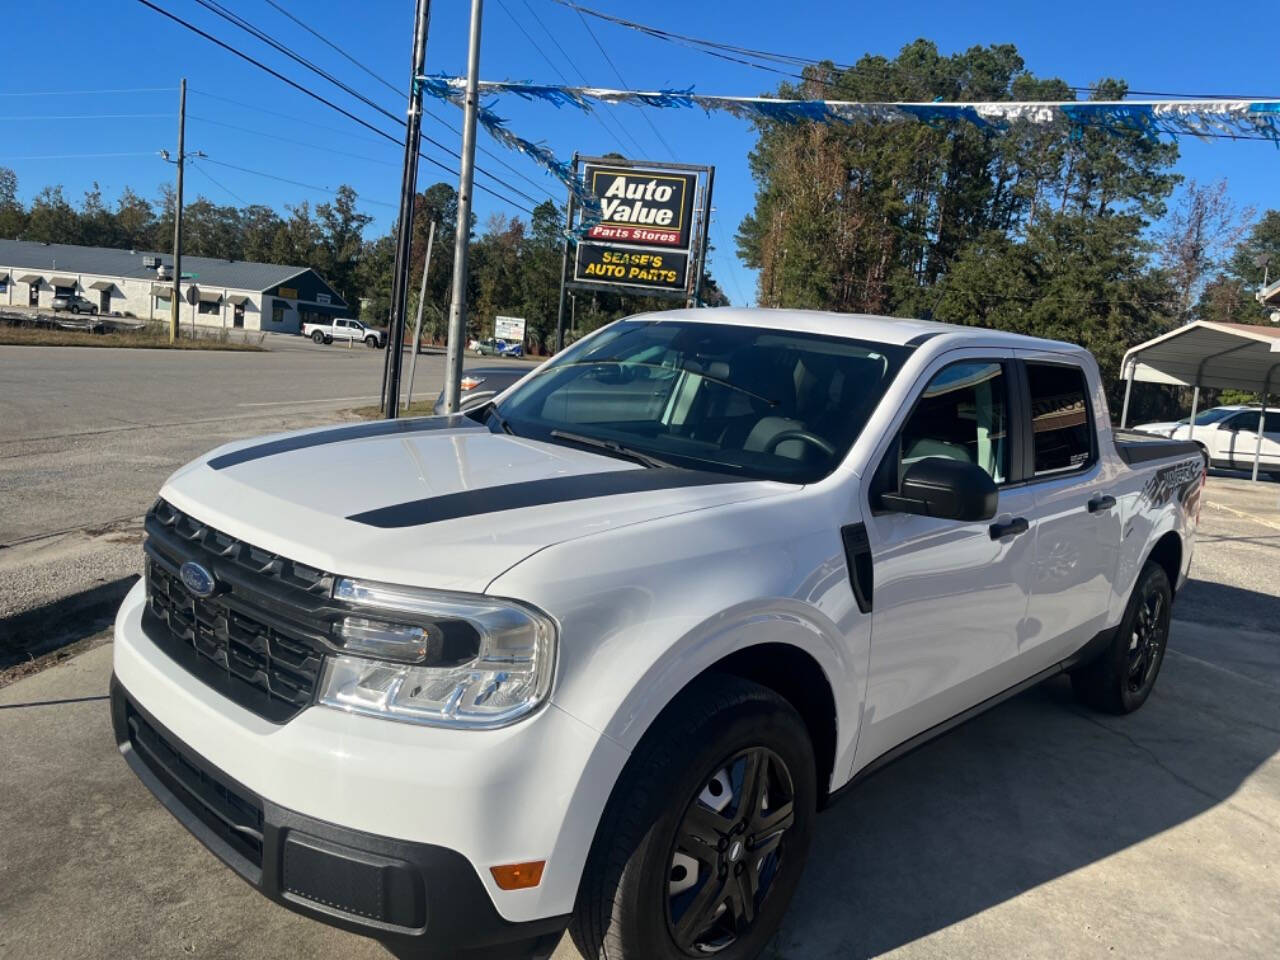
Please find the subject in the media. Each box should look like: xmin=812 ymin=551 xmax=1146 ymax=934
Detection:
xmin=0 ymin=479 xmax=1276 ymax=960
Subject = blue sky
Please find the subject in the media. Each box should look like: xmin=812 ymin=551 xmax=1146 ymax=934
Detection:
xmin=3 ymin=0 xmax=1277 ymax=305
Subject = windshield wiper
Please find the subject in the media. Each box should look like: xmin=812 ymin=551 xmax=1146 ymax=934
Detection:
xmin=479 ymin=402 xmax=516 ymax=436
xmin=548 ymin=430 xmax=678 ymax=469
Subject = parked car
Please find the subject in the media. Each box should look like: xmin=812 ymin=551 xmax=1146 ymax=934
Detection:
xmin=51 ymin=293 xmax=98 ymax=315
xmin=112 ymin=310 xmax=1202 ymax=960
xmin=1137 ymin=404 xmax=1278 ymax=477
xmin=301 ymin=317 xmax=385 ymax=347
xmin=475 ymin=336 xmax=523 ymax=357
xmin=431 ymin=365 xmax=528 ymax=415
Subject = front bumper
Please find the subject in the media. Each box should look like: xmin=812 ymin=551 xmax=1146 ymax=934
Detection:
xmin=112 ymin=580 xmax=630 ymax=952
xmin=112 ymin=677 xmax=566 ymax=959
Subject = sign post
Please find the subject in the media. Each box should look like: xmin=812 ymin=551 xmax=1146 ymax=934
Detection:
xmin=557 ymin=157 xmax=714 ymax=331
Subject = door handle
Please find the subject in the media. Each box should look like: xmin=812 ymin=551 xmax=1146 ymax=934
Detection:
xmin=1088 ymin=495 xmax=1116 ymax=513
xmin=989 ymin=517 xmax=1029 ymax=540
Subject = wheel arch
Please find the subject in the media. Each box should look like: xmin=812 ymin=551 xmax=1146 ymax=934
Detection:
xmin=1146 ymin=529 xmax=1183 ymax=594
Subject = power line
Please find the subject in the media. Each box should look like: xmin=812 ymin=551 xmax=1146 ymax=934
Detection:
xmin=257 ymin=0 xmax=556 ymax=199
xmin=0 ymin=87 xmax=177 ymax=97
xmin=188 ymin=159 xmax=249 ymax=205
xmin=199 ymin=156 xmax=396 ymax=207
xmin=0 ymin=113 xmax=170 ymax=121
xmin=188 ymin=114 xmax=399 ymax=165
xmin=188 ymin=0 xmax=544 ymax=206
xmin=494 ymin=0 xmax=643 ymax=157
xmin=0 ymin=152 xmax=160 ymax=161
xmin=189 ymin=88 xmax=391 ymax=142
xmin=132 ymin=0 xmax=534 ymax=213
xmin=572 ymin=6 xmax=679 ymax=160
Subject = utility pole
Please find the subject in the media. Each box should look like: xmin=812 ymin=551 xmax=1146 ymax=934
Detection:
xmin=170 ymin=78 xmax=186 ymax=344
xmin=382 ymin=0 xmax=432 ymax=419
xmin=443 ymin=0 xmax=483 ymax=413
xmin=554 ymin=153 xmax=580 ymax=354
xmin=403 ymin=220 xmax=436 ymax=410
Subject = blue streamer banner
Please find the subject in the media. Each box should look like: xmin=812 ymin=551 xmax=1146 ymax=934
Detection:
xmin=419 ymin=75 xmax=1280 ymax=231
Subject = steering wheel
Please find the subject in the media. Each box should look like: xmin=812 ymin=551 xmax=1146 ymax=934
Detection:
xmin=764 ymin=429 xmax=837 ymax=457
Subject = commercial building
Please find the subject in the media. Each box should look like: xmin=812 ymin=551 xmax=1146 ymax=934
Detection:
xmin=0 ymin=239 xmax=347 ymax=333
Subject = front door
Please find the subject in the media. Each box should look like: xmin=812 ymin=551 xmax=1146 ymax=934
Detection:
xmin=857 ymin=357 xmax=1038 ymax=768
xmin=99 ymin=290 xmax=111 ymax=314
xmin=1224 ymin=410 xmax=1280 ymax=470
xmin=28 ymin=283 xmax=39 ymax=307
xmin=233 ymin=304 xmax=244 ymax=328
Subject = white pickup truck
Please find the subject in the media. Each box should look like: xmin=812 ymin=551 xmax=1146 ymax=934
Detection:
xmin=301 ymin=316 xmax=386 ymax=348
xmin=112 ymin=309 xmax=1203 ymax=960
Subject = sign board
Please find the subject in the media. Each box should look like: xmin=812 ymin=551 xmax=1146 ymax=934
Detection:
xmin=583 ymin=164 xmax=697 ymax=249
xmin=574 ymin=246 xmax=688 ymax=293
xmin=278 ymin=286 xmax=298 ymax=300
xmin=316 ymin=292 xmax=331 ymax=305
xmin=494 ymin=315 xmax=526 ymax=342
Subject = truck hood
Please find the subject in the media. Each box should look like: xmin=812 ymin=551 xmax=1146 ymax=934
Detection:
xmin=160 ymin=416 xmax=788 ymax=593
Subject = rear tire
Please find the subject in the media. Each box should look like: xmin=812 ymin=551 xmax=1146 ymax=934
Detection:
xmin=1071 ymin=561 xmax=1172 ymax=714
xmin=311 ymin=330 xmax=324 ymax=344
xmin=570 ymin=675 xmax=816 ymax=960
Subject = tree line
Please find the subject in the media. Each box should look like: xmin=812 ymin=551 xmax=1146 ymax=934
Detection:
xmin=0 ymin=167 xmax=726 ymax=354
xmin=736 ymin=39 xmax=1277 ymax=417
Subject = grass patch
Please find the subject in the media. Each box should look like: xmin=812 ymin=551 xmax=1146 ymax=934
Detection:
xmin=0 ymin=325 xmax=265 ymax=351
xmin=351 ymin=399 xmax=438 ymax=420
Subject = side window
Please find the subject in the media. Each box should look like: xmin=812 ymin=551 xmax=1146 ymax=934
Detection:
xmin=1026 ymin=362 xmax=1094 ymax=476
xmin=1229 ymin=412 xmax=1260 ymax=433
xmin=899 ymin=361 xmax=1009 ymax=484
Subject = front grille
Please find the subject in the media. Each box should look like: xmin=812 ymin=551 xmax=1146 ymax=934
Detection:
xmin=143 ymin=500 xmax=333 ymax=723
xmin=125 ymin=702 xmax=265 ymax=870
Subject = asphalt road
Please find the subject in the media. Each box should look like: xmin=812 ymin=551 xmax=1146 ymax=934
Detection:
xmin=0 ymin=478 xmax=1277 ymax=960
xmin=0 ymin=340 xmax=535 ymax=627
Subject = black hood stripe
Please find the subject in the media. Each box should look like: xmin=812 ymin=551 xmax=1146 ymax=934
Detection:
xmin=347 ymin=468 xmax=748 ymax=528
xmin=208 ymin=415 xmax=481 ymax=470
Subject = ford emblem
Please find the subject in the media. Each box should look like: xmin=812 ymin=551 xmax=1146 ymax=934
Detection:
xmin=179 ymin=561 xmax=217 ymax=598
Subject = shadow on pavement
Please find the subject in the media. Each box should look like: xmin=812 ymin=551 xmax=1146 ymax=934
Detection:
xmin=773 ymin=577 xmax=1280 ymax=959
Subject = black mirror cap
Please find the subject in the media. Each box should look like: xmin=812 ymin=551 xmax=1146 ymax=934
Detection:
xmin=880 ymin=457 xmax=998 ymax=522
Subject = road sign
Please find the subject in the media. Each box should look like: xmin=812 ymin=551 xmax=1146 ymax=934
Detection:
xmin=495 ymin=315 xmax=526 ymax=342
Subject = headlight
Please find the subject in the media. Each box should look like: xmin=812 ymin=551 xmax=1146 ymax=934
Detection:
xmin=317 ymin=578 xmax=556 ymax=729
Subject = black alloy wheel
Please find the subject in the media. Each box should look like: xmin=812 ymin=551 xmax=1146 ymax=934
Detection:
xmin=666 ymin=747 xmax=796 ymax=954
xmin=570 ymin=674 xmax=815 ymax=960
xmin=1071 ymin=560 xmax=1172 ymax=714
xmin=1126 ymin=583 xmax=1168 ymax=695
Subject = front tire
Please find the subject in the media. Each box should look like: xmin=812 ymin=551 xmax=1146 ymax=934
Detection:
xmin=1071 ymin=561 xmax=1172 ymax=714
xmin=365 ymin=335 xmax=378 ymax=348
xmin=570 ymin=675 xmax=816 ymax=960
xmin=71 ymin=305 xmax=80 ymax=314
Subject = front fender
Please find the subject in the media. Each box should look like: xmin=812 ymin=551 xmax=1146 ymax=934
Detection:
xmin=487 ymin=490 xmax=869 ymax=791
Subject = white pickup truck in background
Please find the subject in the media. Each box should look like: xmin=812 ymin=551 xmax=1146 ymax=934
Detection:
xmin=112 ymin=309 xmax=1203 ymax=960
xmin=301 ymin=316 xmax=386 ymax=348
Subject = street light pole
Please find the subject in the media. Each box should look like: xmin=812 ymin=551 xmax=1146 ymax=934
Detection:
xmin=443 ymin=0 xmax=483 ymax=414
xmin=170 ymin=78 xmax=186 ymax=344
xmin=382 ymin=0 xmax=432 ymax=419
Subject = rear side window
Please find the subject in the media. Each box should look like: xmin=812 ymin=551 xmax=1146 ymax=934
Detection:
xmin=1027 ymin=363 xmax=1094 ymax=476
xmin=1227 ymin=411 xmax=1260 ymax=432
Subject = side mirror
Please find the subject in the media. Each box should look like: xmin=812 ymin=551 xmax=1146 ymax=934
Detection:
xmin=880 ymin=457 xmax=998 ymax=522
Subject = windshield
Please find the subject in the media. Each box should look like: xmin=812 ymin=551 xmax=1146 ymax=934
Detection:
xmin=1179 ymin=408 xmax=1236 ymax=426
xmin=490 ymin=318 xmax=909 ymax=483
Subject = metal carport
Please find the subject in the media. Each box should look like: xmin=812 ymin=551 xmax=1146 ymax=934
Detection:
xmin=1119 ymin=320 xmax=1280 ymax=481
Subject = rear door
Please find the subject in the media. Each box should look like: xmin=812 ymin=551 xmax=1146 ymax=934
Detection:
xmin=856 ymin=352 xmax=1038 ymax=767
xmin=1017 ymin=355 xmax=1121 ymax=666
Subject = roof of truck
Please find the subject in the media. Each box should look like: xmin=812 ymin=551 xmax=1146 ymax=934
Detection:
xmin=627 ymin=308 xmax=1084 ymax=352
